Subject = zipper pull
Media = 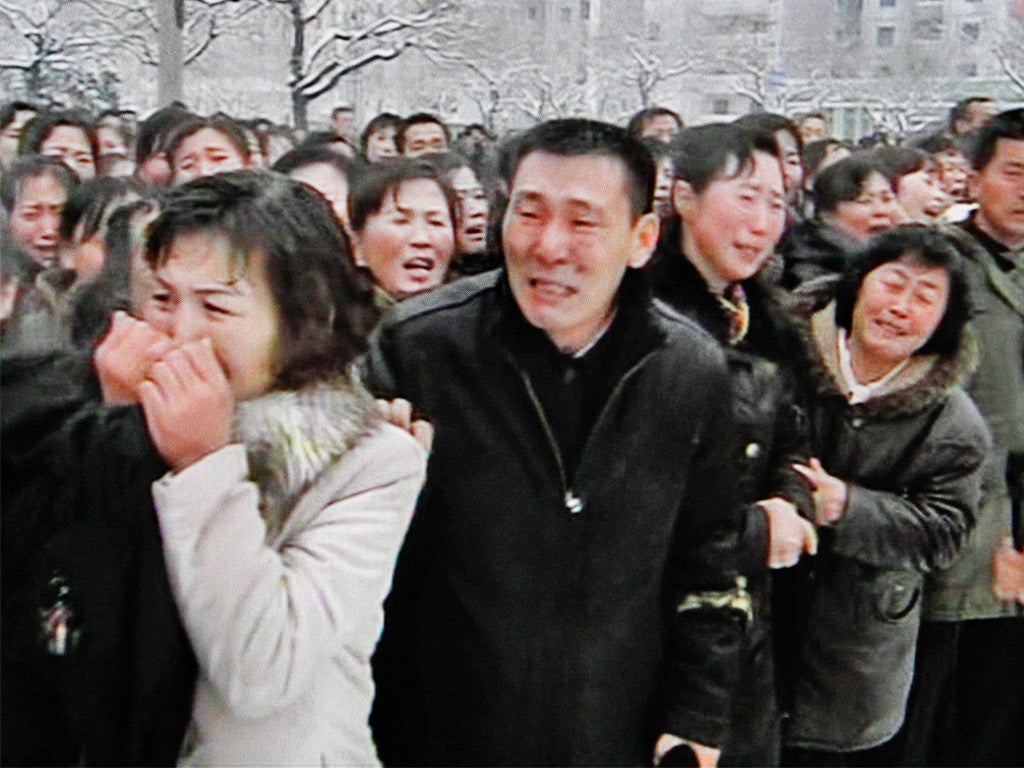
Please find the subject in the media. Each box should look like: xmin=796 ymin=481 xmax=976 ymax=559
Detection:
xmin=565 ymin=491 xmax=584 ymax=515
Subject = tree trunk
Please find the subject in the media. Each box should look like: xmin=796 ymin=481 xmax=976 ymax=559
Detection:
xmin=155 ymin=0 xmax=184 ymax=106
xmin=289 ymin=0 xmax=307 ymax=130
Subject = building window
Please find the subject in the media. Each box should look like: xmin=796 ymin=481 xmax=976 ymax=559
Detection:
xmin=711 ymin=97 xmax=730 ymax=115
xmin=880 ymin=0 xmax=895 ymax=7
xmin=527 ymin=4 xmax=539 ymax=21
xmin=580 ymin=0 xmax=590 ymax=20
xmin=959 ymin=62 xmax=978 ymax=76
xmin=914 ymin=19 xmax=943 ymax=40
xmin=648 ymin=20 xmax=661 ymax=40
xmin=877 ymin=26 xmax=895 ymax=46
xmin=561 ymin=6 xmax=571 ymax=23
xmin=962 ymin=22 xmax=980 ymax=43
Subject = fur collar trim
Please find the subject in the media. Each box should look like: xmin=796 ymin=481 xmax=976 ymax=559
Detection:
xmin=233 ymin=375 xmax=380 ymax=536
xmin=803 ymin=300 xmax=977 ymax=418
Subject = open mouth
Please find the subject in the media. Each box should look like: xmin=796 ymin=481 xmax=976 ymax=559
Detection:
xmin=402 ymin=256 xmax=438 ymax=280
xmin=462 ymin=225 xmax=486 ymax=241
xmin=529 ymin=277 xmax=576 ymax=299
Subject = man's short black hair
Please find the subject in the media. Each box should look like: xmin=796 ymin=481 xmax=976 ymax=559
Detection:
xmin=834 ymin=224 xmax=971 ymax=358
xmin=347 ymin=158 xmax=457 ymax=234
xmin=625 ymin=107 xmax=682 ymax=139
xmin=146 ymin=170 xmax=378 ymax=389
xmin=949 ymin=96 xmax=994 ymax=133
xmin=969 ymin=108 xmax=1024 ymax=172
xmin=670 ymin=122 xmax=777 ymax=196
xmin=1 ymin=155 xmax=79 ymax=212
xmin=503 ymin=118 xmax=655 ymax=219
xmin=395 ymin=113 xmax=451 ymax=154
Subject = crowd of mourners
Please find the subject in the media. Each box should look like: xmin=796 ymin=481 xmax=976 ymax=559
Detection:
xmin=0 ymin=92 xmax=1021 ymax=768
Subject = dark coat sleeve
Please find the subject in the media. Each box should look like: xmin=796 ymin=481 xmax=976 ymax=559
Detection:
xmin=660 ymin=352 xmax=745 ymax=748
xmin=830 ymin=391 xmax=990 ymax=573
xmin=361 ymin=317 xmax=404 ymax=400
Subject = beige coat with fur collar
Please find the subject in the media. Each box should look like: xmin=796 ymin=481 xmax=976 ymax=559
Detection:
xmin=152 ymin=384 xmax=426 ymax=766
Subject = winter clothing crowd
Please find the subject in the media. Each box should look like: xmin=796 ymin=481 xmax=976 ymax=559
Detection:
xmin=1 ymin=95 xmax=1021 ymax=767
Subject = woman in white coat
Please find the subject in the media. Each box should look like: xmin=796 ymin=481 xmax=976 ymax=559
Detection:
xmin=96 ymin=170 xmax=426 ymax=765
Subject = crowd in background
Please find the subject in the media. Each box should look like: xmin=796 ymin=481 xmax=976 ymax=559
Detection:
xmin=1 ymin=91 xmax=1022 ymax=767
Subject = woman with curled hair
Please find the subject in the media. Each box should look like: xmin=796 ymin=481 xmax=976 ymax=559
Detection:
xmin=778 ymin=225 xmax=989 ymax=765
xmin=95 ymin=170 xmax=426 ymax=764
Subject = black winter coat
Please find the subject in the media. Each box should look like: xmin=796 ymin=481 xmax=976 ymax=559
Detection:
xmin=366 ymin=270 xmax=745 ymax=766
xmin=651 ymin=238 xmax=812 ymax=767
xmin=778 ymin=219 xmax=858 ymax=291
xmin=1 ymin=351 xmax=196 ymax=767
xmin=781 ymin=301 xmax=989 ymax=752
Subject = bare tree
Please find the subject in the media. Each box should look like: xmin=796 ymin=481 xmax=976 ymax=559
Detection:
xmin=617 ymin=44 xmax=702 ymax=110
xmin=248 ymin=0 xmax=456 ymax=130
xmin=0 ymin=0 xmax=257 ymax=107
xmin=993 ymin=16 xmax=1024 ymax=96
xmin=849 ymin=77 xmax=958 ymax=141
xmin=0 ymin=0 xmax=131 ymax=105
xmin=504 ymin=65 xmax=591 ymax=124
xmin=427 ymin=46 xmax=536 ymax=133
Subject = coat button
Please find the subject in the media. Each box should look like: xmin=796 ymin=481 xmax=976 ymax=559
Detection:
xmin=851 ymin=417 xmax=864 ymax=428
xmin=565 ymin=492 xmax=584 ymax=515
xmin=745 ymin=442 xmax=762 ymax=459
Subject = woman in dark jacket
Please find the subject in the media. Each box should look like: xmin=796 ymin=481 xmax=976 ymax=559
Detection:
xmin=780 ymin=155 xmax=902 ymax=290
xmin=780 ymin=225 xmax=990 ymax=765
xmin=1 ymin=349 xmax=196 ymax=767
xmin=652 ymin=123 xmax=815 ymax=766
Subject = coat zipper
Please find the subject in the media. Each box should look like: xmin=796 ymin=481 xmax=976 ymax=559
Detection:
xmin=505 ymin=347 xmax=660 ymax=516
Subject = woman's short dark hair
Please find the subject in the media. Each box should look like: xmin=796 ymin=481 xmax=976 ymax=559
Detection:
xmin=833 ymin=224 xmax=971 ymax=358
xmin=69 ymin=196 xmax=163 ymax=347
xmin=670 ymin=122 xmax=776 ymax=195
xmin=802 ymin=138 xmax=850 ymax=177
xmin=813 ymin=155 xmax=893 ymax=215
xmin=359 ymin=112 xmax=402 ymax=155
xmin=164 ymin=114 xmax=251 ymax=166
xmin=18 ymin=109 xmax=99 ymax=162
xmin=872 ymin=146 xmax=932 ymax=191
xmin=734 ymin=112 xmax=803 ymax=153
xmin=145 ymin=170 xmax=379 ymax=389
xmin=59 ymin=176 xmax=149 ymax=242
xmin=271 ymin=143 xmax=363 ymax=180
xmin=347 ymin=159 xmax=457 ymax=234
xmin=136 ymin=105 xmax=193 ymax=164
xmin=1 ymin=155 xmax=79 ymax=212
